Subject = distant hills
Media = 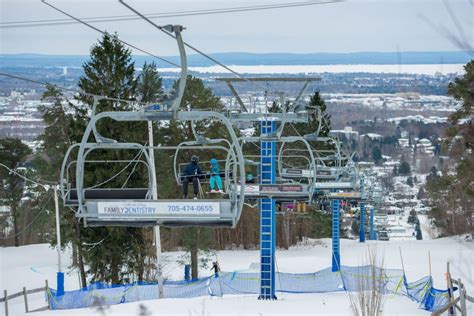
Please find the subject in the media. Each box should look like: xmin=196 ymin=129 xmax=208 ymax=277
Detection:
xmin=0 ymin=51 xmax=471 ymax=68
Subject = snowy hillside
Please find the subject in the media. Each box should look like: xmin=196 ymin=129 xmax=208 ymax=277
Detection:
xmin=1 ymin=237 xmax=472 ymax=315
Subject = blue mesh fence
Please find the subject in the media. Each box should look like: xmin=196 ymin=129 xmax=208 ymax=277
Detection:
xmin=47 ymin=265 xmax=451 ymax=312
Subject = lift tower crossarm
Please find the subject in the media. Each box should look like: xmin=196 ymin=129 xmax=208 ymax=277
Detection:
xmin=216 ymin=77 xmax=321 ymax=113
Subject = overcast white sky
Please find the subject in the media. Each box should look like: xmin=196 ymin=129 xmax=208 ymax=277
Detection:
xmin=1 ymin=0 xmax=473 ymax=55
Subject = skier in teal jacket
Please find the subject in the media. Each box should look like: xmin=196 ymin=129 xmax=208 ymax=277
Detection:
xmin=209 ymin=158 xmax=224 ymax=193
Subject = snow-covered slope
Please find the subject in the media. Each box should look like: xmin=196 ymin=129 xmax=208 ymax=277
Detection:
xmin=1 ymin=236 xmax=472 ymax=315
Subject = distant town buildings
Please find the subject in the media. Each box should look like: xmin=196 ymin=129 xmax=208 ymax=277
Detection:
xmin=330 ymin=126 xmax=359 ymax=139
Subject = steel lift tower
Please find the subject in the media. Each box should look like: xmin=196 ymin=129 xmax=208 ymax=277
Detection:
xmin=217 ymin=77 xmax=318 ymax=300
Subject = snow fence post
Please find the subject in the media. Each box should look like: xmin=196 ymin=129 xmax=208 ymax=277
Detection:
xmin=45 ymin=280 xmax=51 ymax=310
xmin=4 ymin=289 xmax=8 ymax=316
xmin=56 ymin=272 xmax=64 ymax=296
xmin=23 ymin=287 xmax=28 ymax=313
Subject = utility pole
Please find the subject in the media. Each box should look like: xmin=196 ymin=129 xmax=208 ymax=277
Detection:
xmin=148 ymin=120 xmax=164 ymax=298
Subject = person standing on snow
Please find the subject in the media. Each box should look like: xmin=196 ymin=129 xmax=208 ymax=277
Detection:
xmin=209 ymin=158 xmax=224 ymax=193
xmin=211 ymin=261 xmax=220 ymax=277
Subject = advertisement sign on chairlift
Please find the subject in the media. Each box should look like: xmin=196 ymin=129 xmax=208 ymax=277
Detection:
xmin=97 ymin=201 xmax=220 ymax=217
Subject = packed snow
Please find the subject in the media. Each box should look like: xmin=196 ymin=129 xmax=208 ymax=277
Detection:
xmin=1 ymin=236 xmax=472 ymax=315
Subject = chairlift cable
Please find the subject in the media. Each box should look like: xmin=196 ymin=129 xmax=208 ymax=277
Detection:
xmin=118 ymin=0 xmax=268 ymax=92
xmin=0 ymin=71 xmax=145 ymax=105
xmin=0 ymin=192 xmax=54 ymax=240
xmin=120 ymin=143 xmax=148 ymax=189
xmin=87 ymin=146 xmax=146 ymax=189
xmin=41 ymin=0 xmax=181 ymax=69
xmin=0 ymin=162 xmax=55 ymax=188
xmin=41 ymin=0 xmax=242 ymax=85
xmin=1 ymin=1 xmax=343 ymax=28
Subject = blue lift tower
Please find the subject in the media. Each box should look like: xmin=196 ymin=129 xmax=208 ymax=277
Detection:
xmin=215 ymin=76 xmax=318 ymax=300
xmin=370 ymin=206 xmax=376 ymax=240
xmin=259 ymin=119 xmax=278 ymax=300
xmin=331 ymin=198 xmax=341 ymax=272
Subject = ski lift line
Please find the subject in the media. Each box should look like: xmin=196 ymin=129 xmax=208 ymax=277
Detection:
xmin=0 ymin=71 xmax=145 ymax=105
xmin=64 ymin=159 xmax=150 ymax=190
xmin=118 ymin=0 xmax=268 ymax=92
xmin=1 ymin=1 xmax=344 ymax=28
xmin=0 ymin=162 xmax=56 ymax=188
xmin=121 ymin=148 xmax=146 ymax=189
xmin=41 ymin=0 xmax=242 ymax=85
xmin=0 ymin=192 xmax=54 ymax=240
xmin=85 ymin=145 xmax=146 ymax=190
xmin=41 ymin=0 xmax=181 ymax=69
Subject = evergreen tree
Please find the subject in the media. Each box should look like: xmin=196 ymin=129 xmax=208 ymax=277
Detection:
xmin=398 ymin=161 xmax=411 ymax=176
xmin=78 ymin=33 xmax=151 ymax=284
xmin=427 ymin=60 xmax=473 ymax=238
xmin=37 ymin=85 xmax=75 ymax=178
xmin=137 ymin=62 xmax=164 ymax=103
xmin=307 ymin=91 xmax=331 ymax=137
xmin=37 ymin=33 xmax=153 ymax=284
xmin=371 ymin=146 xmax=383 ymax=165
xmin=36 ymin=85 xmax=89 ymax=286
xmin=0 ymin=138 xmax=32 ymax=246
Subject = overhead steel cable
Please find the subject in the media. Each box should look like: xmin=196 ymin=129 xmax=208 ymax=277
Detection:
xmin=41 ymin=0 xmax=180 ymax=68
xmin=118 ymin=0 xmax=268 ymax=91
xmin=1 ymin=1 xmax=344 ymax=29
xmin=41 ymin=0 xmax=237 ymax=84
xmin=0 ymin=71 xmax=146 ymax=105
xmin=41 ymin=0 xmax=266 ymax=92
xmin=0 ymin=162 xmax=56 ymax=187
xmin=0 ymin=192 xmax=54 ymax=240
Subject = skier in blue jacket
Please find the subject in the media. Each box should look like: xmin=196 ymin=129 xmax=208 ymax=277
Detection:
xmin=209 ymin=158 xmax=224 ymax=193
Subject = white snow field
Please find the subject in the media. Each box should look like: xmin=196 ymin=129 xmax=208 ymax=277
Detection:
xmin=158 ymin=64 xmax=465 ymax=75
xmin=1 ymin=237 xmax=472 ymax=315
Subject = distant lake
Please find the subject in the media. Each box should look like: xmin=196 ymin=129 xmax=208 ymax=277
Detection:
xmin=157 ymin=64 xmax=465 ymax=75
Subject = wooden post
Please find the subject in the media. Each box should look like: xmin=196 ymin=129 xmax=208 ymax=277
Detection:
xmin=458 ymin=278 xmax=467 ymax=316
xmin=23 ymin=287 xmax=28 ymax=313
xmin=4 ymin=289 xmax=8 ymax=316
xmin=45 ymin=280 xmax=51 ymax=310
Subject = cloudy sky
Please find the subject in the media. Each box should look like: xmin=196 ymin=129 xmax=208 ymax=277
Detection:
xmin=1 ymin=0 xmax=473 ymax=55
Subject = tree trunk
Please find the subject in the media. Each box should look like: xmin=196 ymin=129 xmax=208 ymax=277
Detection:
xmin=191 ymin=245 xmax=198 ymax=279
xmin=74 ymin=220 xmax=87 ymax=288
xmin=12 ymin=206 xmax=19 ymax=247
xmin=72 ymin=243 xmax=78 ymax=267
xmin=111 ymin=256 xmax=120 ymax=284
xmin=137 ymin=252 xmax=144 ymax=283
xmin=282 ymin=213 xmax=290 ymax=250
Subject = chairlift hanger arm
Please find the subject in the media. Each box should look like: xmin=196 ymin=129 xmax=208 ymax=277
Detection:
xmin=288 ymin=79 xmax=312 ymax=112
xmin=225 ymin=82 xmax=248 ymax=112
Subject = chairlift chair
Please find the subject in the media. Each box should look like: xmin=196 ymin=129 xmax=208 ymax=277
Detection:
xmin=59 ymin=24 xmax=246 ymax=228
